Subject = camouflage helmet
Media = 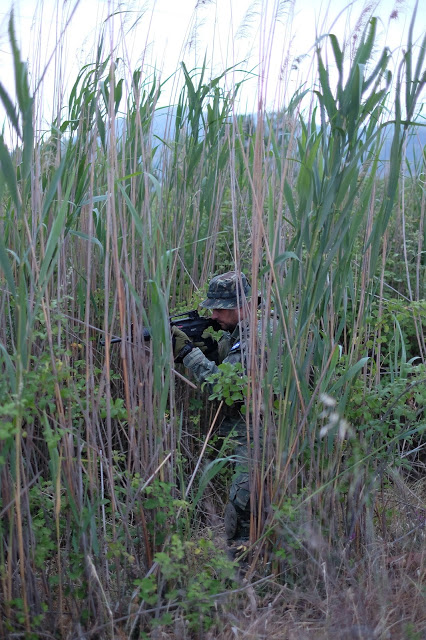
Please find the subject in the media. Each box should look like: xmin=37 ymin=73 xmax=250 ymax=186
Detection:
xmin=200 ymin=271 xmax=251 ymax=309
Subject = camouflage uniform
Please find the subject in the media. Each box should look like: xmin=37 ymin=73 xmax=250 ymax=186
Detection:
xmin=182 ymin=272 xmax=255 ymax=540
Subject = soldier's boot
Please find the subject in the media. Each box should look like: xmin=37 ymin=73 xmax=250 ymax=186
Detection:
xmin=224 ymin=501 xmax=250 ymax=563
xmin=224 ymin=501 xmax=251 ymax=542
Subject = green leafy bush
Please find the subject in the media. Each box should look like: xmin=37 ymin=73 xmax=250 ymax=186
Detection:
xmin=204 ymin=361 xmax=248 ymax=406
xmin=134 ymin=533 xmax=236 ymax=633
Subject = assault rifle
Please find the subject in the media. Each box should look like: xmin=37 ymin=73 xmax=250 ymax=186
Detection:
xmin=101 ymin=310 xmax=221 ymax=347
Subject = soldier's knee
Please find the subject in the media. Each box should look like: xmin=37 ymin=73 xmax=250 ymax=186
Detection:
xmin=229 ymin=472 xmax=250 ymax=512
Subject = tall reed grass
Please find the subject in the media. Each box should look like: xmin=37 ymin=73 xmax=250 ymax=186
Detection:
xmin=0 ymin=2 xmax=425 ymax=637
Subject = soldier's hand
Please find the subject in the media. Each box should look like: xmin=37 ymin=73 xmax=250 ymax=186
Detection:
xmin=171 ymin=326 xmax=193 ymax=363
xmin=192 ymin=336 xmax=218 ymax=360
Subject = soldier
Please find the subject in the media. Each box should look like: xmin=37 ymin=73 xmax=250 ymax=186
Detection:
xmin=172 ymin=271 xmax=255 ymax=545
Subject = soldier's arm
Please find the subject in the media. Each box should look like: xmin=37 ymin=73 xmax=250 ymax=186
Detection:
xmin=182 ymin=347 xmax=220 ymax=393
xmin=182 ymin=333 xmax=231 ymax=392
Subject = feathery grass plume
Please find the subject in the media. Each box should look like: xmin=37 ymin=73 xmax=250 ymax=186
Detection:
xmin=184 ymin=0 xmax=214 ymax=59
xmin=195 ymin=0 xmax=215 ymax=8
xmin=350 ymin=2 xmax=375 ymax=58
xmin=235 ymin=0 xmax=261 ymax=41
xmin=275 ymin=0 xmax=294 ymax=25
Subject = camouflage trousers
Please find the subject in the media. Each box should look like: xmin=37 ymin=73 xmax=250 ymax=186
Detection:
xmin=230 ymin=439 xmax=251 ymax=511
xmin=218 ymin=417 xmax=253 ymax=541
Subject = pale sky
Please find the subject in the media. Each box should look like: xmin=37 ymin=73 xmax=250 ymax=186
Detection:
xmin=0 ymin=0 xmax=424 ymax=137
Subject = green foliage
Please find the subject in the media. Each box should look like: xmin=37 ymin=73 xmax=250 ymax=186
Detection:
xmin=204 ymin=361 xmax=248 ymax=406
xmin=134 ymin=533 xmax=236 ymax=632
xmin=348 ymin=362 xmax=426 ymax=466
xmin=404 ymin=622 xmax=424 ymax=640
xmin=27 ymin=483 xmax=58 ymax=568
xmin=143 ymin=479 xmax=189 ymax=545
xmin=366 ymin=299 xmax=426 ymax=365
